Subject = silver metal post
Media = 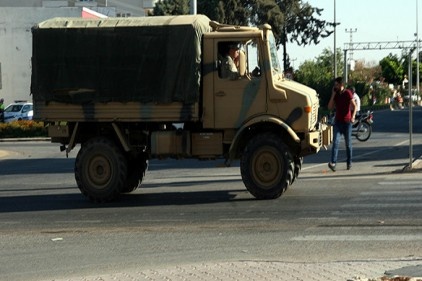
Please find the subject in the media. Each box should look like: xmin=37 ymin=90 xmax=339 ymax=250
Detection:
xmin=344 ymin=50 xmax=348 ymax=83
xmin=190 ymin=0 xmax=197 ymax=15
xmin=333 ymin=0 xmax=337 ymax=78
xmin=409 ymin=50 xmax=414 ymax=170
xmin=417 ymin=0 xmax=420 ymax=98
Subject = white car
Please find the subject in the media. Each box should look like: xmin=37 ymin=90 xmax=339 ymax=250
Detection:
xmin=3 ymin=101 xmax=33 ymax=122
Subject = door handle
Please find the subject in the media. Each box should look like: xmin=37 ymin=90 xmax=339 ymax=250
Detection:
xmin=215 ymin=91 xmax=226 ymax=97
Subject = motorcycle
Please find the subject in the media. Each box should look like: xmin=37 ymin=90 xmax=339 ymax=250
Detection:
xmin=328 ymin=110 xmax=374 ymax=142
xmin=352 ymin=110 xmax=374 ymax=142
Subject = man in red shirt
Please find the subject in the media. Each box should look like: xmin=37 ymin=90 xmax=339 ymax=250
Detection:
xmin=327 ymin=77 xmax=357 ymax=171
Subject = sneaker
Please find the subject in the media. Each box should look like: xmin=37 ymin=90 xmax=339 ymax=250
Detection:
xmin=347 ymin=164 xmax=352 ymax=170
xmin=328 ymin=162 xmax=336 ymax=172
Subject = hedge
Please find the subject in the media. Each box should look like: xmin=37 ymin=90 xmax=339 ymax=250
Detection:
xmin=0 ymin=120 xmax=48 ymax=138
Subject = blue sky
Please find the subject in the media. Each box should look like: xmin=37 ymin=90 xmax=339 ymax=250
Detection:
xmin=287 ymin=0 xmax=420 ymax=68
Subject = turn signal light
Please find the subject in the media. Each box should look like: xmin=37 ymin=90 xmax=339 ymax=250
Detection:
xmin=304 ymin=106 xmax=312 ymax=113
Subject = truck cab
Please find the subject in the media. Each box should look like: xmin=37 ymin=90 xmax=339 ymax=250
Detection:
xmin=202 ymin=22 xmax=326 ymax=161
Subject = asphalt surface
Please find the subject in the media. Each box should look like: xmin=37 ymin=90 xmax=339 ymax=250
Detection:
xmin=1 ymin=139 xmax=422 ymax=281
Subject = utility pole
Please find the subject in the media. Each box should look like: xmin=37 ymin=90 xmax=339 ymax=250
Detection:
xmin=190 ymin=0 xmax=197 ymax=15
xmin=333 ymin=0 xmax=337 ymax=78
xmin=416 ymin=0 xmax=420 ymax=97
xmin=345 ymin=28 xmax=357 ymax=62
xmin=408 ymin=48 xmax=415 ymax=170
xmin=345 ymin=28 xmax=357 ymax=82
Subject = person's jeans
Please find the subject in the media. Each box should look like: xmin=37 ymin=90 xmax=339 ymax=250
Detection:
xmin=330 ymin=121 xmax=352 ymax=166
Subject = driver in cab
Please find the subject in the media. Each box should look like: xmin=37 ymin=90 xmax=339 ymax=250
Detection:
xmin=221 ymin=42 xmax=241 ymax=80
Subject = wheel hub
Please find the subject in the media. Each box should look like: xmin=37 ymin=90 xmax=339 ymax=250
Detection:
xmin=253 ymin=149 xmax=281 ymax=188
xmin=88 ymin=156 xmax=111 ymax=188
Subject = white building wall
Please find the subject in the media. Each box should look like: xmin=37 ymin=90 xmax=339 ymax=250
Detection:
xmin=0 ymin=1 xmax=155 ymax=104
xmin=0 ymin=7 xmax=81 ymax=104
xmin=104 ymin=0 xmax=145 ymax=17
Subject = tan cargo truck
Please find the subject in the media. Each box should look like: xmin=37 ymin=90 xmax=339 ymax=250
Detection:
xmin=31 ymin=15 xmax=332 ymax=202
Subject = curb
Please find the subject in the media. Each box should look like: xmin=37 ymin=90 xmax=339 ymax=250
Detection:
xmin=0 ymin=137 xmax=50 ymax=142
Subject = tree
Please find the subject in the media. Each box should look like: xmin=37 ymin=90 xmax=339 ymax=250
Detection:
xmin=401 ymin=50 xmax=422 ymax=89
xmin=252 ymin=0 xmax=334 ymax=70
xmin=215 ymin=0 xmax=252 ymax=25
xmin=197 ymin=0 xmax=219 ymax=21
xmin=151 ymin=0 xmax=189 ymax=16
xmin=295 ymin=48 xmax=342 ymax=108
xmin=151 ymin=0 xmax=251 ymax=24
xmin=379 ymin=54 xmax=404 ymax=85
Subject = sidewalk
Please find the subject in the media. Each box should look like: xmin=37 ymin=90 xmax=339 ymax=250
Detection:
xmin=49 ymin=259 xmax=422 ymax=281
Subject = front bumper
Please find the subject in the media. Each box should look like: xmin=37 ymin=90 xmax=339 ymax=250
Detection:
xmin=301 ymin=118 xmax=333 ymax=156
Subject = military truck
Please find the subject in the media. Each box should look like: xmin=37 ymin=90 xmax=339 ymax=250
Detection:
xmin=31 ymin=15 xmax=332 ymax=202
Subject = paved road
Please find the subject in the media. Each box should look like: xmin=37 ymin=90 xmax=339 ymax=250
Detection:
xmin=0 ymin=109 xmax=422 ymax=281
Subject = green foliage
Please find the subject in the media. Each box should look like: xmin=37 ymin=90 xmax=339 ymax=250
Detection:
xmin=152 ymin=0 xmax=251 ymax=24
xmin=197 ymin=0 xmax=219 ymax=20
xmin=215 ymin=0 xmax=252 ymax=25
xmin=0 ymin=121 xmax=47 ymax=138
xmin=347 ymin=60 xmax=382 ymax=86
xmin=353 ymin=81 xmax=368 ymax=105
xmin=377 ymin=86 xmax=392 ymax=103
xmin=379 ymin=54 xmax=403 ymax=85
xmin=252 ymin=0 xmax=334 ymax=70
xmin=379 ymin=51 xmax=422 ymax=88
xmin=295 ymin=60 xmax=331 ymax=107
xmin=151 ymin=0 xmax=190 ymax=16
xmin=294 ymin=48 xmax=343 ymax=107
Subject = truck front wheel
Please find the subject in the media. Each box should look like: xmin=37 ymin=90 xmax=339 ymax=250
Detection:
xmin=240 ymin=133 xmax=293 ymax=199
xmin=291 ymin=156 xmax=303 ymax=184
xmin=75 ymin=137 xmax=127 ymax=202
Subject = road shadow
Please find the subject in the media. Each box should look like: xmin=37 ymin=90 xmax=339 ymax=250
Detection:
xmin=0 ymin=183 xmax=252 ymax=213
xmin=0 ymin=158 xmax=75 ymax=175
xmin=0 ymin=157 xmax=237 ymax=176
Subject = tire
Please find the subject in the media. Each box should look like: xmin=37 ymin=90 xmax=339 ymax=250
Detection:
xmin=356 ymin=121 xmax=372 ymax=142
xmin=122 ymin=155 xmax=148 ymax=193
xmin=291 ymin=156 xmax=303 ymax=184
xmin=240 ymin=133 xmax=293 ymax=199
xmin=75 ymin=137 xmax=127 ymax=202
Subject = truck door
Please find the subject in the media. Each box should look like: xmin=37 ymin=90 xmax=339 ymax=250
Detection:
xmin=213 ymin=39 xmax=265 ymax=129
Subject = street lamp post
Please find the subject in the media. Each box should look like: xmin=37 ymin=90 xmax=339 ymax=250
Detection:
xmin=333 ymin=0 xmax=337 ymax=78
xmin=416 ymin=0 xmax=420 ymax=98
xmin=190 ymin=0 xmax=197 ymax=15
xmin=408 ymin=49 xmax=414 ymax=170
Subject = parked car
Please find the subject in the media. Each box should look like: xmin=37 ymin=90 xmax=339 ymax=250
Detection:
xmin=3 ymin=101 xmax=33 ymax=122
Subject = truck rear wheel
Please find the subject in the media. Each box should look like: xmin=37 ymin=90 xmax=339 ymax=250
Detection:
xmin=75 ymin=137 xmax=127 ymax=202
xmin=240 ymin=133 xmax=293 ymax=199
xmin=122 ymin=155 xmax=148 ymax=193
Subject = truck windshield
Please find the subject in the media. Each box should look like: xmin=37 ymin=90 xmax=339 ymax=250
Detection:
xmin=268 ymin=34 xmax=282 ymax=75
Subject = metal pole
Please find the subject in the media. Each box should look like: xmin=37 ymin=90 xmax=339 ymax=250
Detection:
xmin=417 ymin=0 xmax=420 ymax=98
xmin=190 ymin=0 xmax=197 ymax=15
xmin=344 ymin=50 xmax=348 ymax=83
xmin=409 ymin=50 xmax=414 ymax=170
xmin=333 ymin=0 xmax=337 ymax=78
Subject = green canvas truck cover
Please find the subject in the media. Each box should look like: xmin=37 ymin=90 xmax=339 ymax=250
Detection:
xmin=31 ymin=15 xmax=211 ymax=105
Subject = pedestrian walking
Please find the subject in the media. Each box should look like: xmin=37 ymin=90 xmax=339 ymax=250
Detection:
xmin=328 ymin=77 xmax=357 ymax=171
